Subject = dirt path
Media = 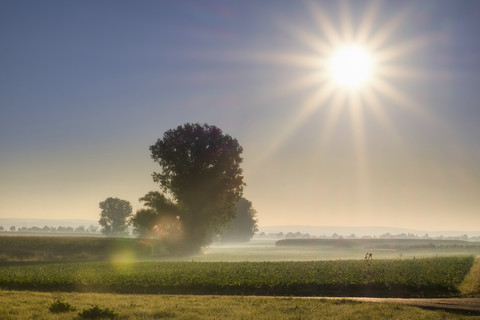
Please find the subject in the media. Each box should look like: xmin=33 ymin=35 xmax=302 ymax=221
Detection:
xmin=308 ymin=297 xmax=480 ymax=314
xmin=209 ymin=296 xmax=480 ymax=314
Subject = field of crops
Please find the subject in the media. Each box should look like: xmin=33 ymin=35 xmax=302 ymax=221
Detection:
xmin=0 ymin=256 xmax=474 ymax=297
xmin=3 ymin=236 xmax=480 ymax=262
xmin=0 ymin=236 xmax=168 ymax=261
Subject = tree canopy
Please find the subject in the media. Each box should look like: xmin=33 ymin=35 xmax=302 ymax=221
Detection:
xmin=148 ymin=123 xmax=245 ymax=252
xmin=130 ymin=191 xmax=181 ymax=240
xmin=98 ymin=197 xmax=132 ymax=236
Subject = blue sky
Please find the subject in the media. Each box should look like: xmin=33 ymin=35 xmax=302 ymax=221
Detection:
xmin=1 ymin=0 xmax=480 ymax=231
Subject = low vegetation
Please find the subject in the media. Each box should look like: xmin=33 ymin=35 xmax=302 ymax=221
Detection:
xmin=0 ymin=256 xmax=473 ymax=297
xmin=78 ymin=305 xmax=118 ymax=319
xmin=1 ymin=290 xmax=479 ymax=320
xmin=48 ymin=298 xmax=77 ymax=313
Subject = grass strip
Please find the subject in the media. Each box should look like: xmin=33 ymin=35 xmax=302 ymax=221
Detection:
xmin=2 ymin=290 xmax=480 ymax=320
xmin=459 ymin=256 xmax=480 ymax=296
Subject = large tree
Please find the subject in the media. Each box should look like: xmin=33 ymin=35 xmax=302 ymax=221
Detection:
xmin=150 ymin=123 xmax=245 ymax=252
xmin=98 ymin=197 xmax=132 ymax=236
xmin=219 ymin=197 xmax=258 ymax=243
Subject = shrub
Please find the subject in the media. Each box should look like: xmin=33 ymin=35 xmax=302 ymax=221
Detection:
xmin=48 ymin=299 xmax=76 ymax=313
xmin=78 ymin=305 xmax=118 ymax=319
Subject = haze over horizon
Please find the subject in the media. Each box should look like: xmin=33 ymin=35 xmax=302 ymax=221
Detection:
xmin=2 ymin=217 xmax=480 ymax=238
xmin=2 ymin=1 xmax=480 ymax=232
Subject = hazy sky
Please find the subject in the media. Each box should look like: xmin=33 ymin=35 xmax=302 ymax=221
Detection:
xmin=1 ymin=0 xmax=480 ymax=231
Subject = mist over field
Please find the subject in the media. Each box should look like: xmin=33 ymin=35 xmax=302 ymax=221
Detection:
xmin=7 ymin=216 xmax=470 ymax=240
xmin=258 ymin=226 xmax=480 ymax=238
xmin=3 ymin=218 xmax=480 ymax=239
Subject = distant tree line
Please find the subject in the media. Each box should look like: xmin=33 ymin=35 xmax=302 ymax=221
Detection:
xmin=0 ymin=225 xmax=99 ymax=233
xmin=253 ymin=232 xmax=480 ymax=241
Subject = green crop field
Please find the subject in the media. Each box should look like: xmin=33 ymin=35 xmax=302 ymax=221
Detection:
xmin=2 ymin=236 xmax=480 ymax=262
xmin=0 ymin=236 xmax=168 ymax=261
xmin=0 ymin=256 xmax=474 ymax=297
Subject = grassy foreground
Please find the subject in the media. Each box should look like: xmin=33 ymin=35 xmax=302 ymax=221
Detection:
xmin=0 ymin=256 xmax=474 ymax=297
xmin=1 ymin=290 xmax=479 ymax=320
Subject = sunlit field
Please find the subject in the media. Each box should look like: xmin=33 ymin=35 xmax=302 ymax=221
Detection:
xmin=3 ymin=291 xmax=480 ymax=320
xmin=0 ymin=254 xmax=475 ymax=297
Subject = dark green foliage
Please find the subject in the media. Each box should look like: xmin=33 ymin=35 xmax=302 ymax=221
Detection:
xmin=139 ymin=191 xmax=179 ymax=213
xmin=78 ymin=305 xmax=117 ymax=319
xmin=149 ymin=123 xmax=245 ymax=253
xmin=130 ymin=209 xmax=158 ymax=237
xmin=0 ymin=256 xmax=473 ymax=297
xmin=48 ymin=298 xmax=76 ymax=313
xmin=99 ymin=197 xmax=132 ymax=236
xmin=220 ymin=197 xmax=258 ymax=243
xmin=0 ymin=236 xmax=167 ymax=261
xmin=130 ymin=192 xmax=181 ymax=239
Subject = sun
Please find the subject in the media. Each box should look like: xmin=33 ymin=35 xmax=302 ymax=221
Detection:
xmin=249 ymin=0 xmax=431 ymax=179
xmin=329 ymin=45 xmax=373 ymax=88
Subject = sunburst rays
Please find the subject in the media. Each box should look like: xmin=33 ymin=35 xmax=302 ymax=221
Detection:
xmin=244 ymin=0 xmax=440 ymax=216
xmin=249 ymin=1 xmax=434 ymax=166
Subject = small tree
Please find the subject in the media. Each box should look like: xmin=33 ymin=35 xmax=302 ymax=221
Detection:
xmin=9 ymin=226 xmax=15 ymax=232
xmin=219 ymin=197 xmax=258 ymax=243
xmin=99 ymin=197 xmax=132 ymax=236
